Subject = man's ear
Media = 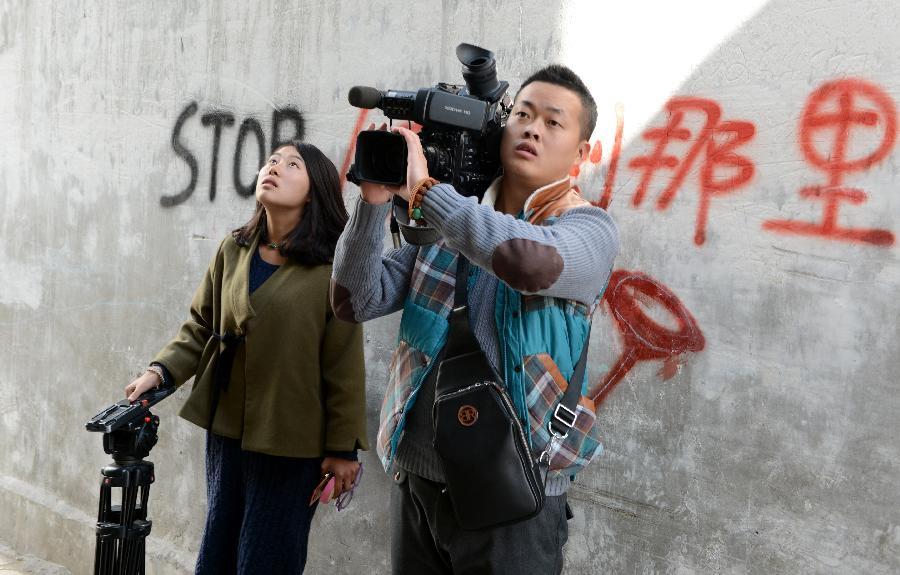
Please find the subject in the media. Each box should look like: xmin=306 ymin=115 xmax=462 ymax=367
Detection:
xmin=571 ymin=140 xmax=591 ymax=171
xmin=576 ymin=140 xmax=591 ymax=162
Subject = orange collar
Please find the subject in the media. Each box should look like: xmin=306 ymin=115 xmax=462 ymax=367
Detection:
xmin=483 ymin=176 xmax=592 ymax=224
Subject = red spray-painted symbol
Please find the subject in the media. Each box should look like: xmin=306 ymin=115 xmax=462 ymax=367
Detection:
xmin=590 ymin=270 xmax=705 ymax=406
xmin=339 ymin=109 xmax=371 ymax=190
xmin=763 ymin=79 xmax=896 ymax=246
xmin=628 ymin=98 xmax=755 ymax=246
xmin=570 ymin=103 xmax=625 ymax=211
xmin=599 ymin=103 xmax=625 ymax=210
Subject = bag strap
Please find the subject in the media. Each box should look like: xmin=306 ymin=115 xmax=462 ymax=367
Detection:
xmin=442 ymin=256 xmax=481 ymax=359
xmin=447 ymin=254 xmax=591 ymax=439
xmin=434 ymin=256 xmax=500 ymax=398
xmin=548 ymin=327 xmax=590 ymax=439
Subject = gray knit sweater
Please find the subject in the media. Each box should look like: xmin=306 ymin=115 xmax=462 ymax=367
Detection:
xmin=332 ymin=180 xmax=619 ymax=495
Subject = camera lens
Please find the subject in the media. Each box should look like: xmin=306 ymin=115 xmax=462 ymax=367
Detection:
xmin=355 ymin=131 xmax=407 ymax=185
xmin=373 ymin=136 xmax=405 ymax=181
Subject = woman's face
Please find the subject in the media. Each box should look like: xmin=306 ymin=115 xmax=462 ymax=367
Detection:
xmin=255 ymin=145 xmax=311 ymax=210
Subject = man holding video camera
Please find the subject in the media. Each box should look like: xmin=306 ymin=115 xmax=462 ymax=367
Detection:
xmin=332 ymin=61 xmax=619 ymax=574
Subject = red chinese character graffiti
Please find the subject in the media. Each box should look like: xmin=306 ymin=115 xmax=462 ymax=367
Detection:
xmin=590 ymin=270 xmax=705 ymax=406
xmin=763 ymin=79 xmax=896 ymax=246
xmin=569 ymin=103 xmax=624 ymax=211
xmin=598 ymin=103 xmax=625 ymax=210
xmin=628 ymin=98 xmax=756 ymax=245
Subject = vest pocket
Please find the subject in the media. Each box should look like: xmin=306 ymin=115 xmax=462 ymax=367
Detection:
xmin=524 ymin=353 xmax=603 ymax=472
xmin=377 ymin=340 xmax=432 ymax=458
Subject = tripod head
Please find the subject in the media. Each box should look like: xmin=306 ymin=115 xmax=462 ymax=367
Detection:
xmin=86 ymin=386 xmax=175 ymax=463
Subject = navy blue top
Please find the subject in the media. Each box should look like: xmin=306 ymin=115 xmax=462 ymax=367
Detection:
xmin=249 ymin=248 xmax=281 ymax=293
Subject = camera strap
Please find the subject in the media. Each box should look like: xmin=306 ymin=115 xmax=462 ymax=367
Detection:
xmin=391 ymin=197 xmax=441 ymax=246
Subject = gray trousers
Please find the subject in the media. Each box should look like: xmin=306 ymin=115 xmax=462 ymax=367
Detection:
xmin=390 ymin=468 xmax=570 ymax=574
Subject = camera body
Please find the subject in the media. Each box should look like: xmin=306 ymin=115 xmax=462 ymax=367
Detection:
xmin=348 ymin=43 xmax=512 ymax=244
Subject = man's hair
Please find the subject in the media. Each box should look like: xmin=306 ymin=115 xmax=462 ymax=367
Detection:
xmin=520 ymin=64 xmax=597 ymax=140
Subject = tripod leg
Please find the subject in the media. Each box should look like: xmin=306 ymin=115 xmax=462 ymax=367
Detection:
xmin=120 ymin=468 xmax=137 ymax=575
xmin=95 ymin=482 xmax=105 ymax=575
xmin=96 ymin=476 xmax=117 ymax=575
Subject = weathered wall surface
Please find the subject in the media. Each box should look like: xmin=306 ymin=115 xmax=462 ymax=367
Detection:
xmin=0 ymin=1 xmax=897 ymax=573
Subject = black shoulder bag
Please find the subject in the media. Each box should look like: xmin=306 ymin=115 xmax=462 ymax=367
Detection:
xmin=432 ymin=256 xmax=590 ymax=530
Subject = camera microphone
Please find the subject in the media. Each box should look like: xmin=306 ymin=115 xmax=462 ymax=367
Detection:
xmin=349 ymin=85 xmax=423 ymax=122
xmin=348 ymin=86 xmax=383 ymax=109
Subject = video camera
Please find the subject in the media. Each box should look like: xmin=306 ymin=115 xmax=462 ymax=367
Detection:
xmin=347 ymin=43 xmax=511 ymax=245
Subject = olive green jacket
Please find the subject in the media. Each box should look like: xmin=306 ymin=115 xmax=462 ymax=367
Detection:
xmin=153 ymin=232 xmax=368 ymax=458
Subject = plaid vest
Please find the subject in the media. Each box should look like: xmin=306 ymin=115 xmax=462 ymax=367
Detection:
xmin=376 ymin=215 xmax=606 ymax=484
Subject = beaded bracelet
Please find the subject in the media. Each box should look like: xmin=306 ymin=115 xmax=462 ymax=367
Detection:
xmin=408 ymin=177 xmax=439 ymax=223
xmin=146 ymin=365 xmax=165 ymax=389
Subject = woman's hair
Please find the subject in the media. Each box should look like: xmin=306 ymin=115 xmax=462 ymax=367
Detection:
xmin=233 ymin=140 xmax=348 ymax=265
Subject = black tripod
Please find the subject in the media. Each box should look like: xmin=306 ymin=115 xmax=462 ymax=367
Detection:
xmin=86 ymin=386 xmax=174 ymax=575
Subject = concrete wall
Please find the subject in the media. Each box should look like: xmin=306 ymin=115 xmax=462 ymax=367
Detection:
xmin=0 ymin=1 xmax=898 ymax=573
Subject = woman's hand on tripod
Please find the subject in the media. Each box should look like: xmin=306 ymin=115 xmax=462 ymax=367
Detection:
xmin=321 ymin=457 xmax=360 ymax=499
xmin=125 ymin=371 xmax=161 ymax=402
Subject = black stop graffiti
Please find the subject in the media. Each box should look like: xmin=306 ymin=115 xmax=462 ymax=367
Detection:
xmin=161 ymin=101 xmax=306 ymax=207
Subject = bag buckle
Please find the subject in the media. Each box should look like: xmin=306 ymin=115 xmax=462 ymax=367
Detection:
xmin=538 ymin=449 xmax=551 ymax=466
xmin=548 ymin=403 xmax=577 ymax=439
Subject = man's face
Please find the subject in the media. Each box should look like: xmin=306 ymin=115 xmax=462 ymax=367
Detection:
xmin=500 ymin=81 xmax=590 ymax=186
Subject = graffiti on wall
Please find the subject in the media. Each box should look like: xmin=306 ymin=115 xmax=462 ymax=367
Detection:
xmin=572 ymin=77 xmax=896 ymax=248
xmin=627 ymin=98 xmax=756 ymax=246
xmin=158 ymin=76 xmax=896 ymax=408
xmin=763 ymin=78 xmax=896 ymax=246
xmin=161 ymin=102 xmax=306 ymax=207
xmin=590 ymin=270 xmax=705 ymax=406
xmin=162 ymin=77 xmax=896 ymax=249
xmin=570 ymin=77 xmax=895 ymax=405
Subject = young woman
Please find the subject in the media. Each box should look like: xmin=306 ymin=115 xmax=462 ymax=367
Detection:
xmin=125 ymin=140 xmax=366 ymax=574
